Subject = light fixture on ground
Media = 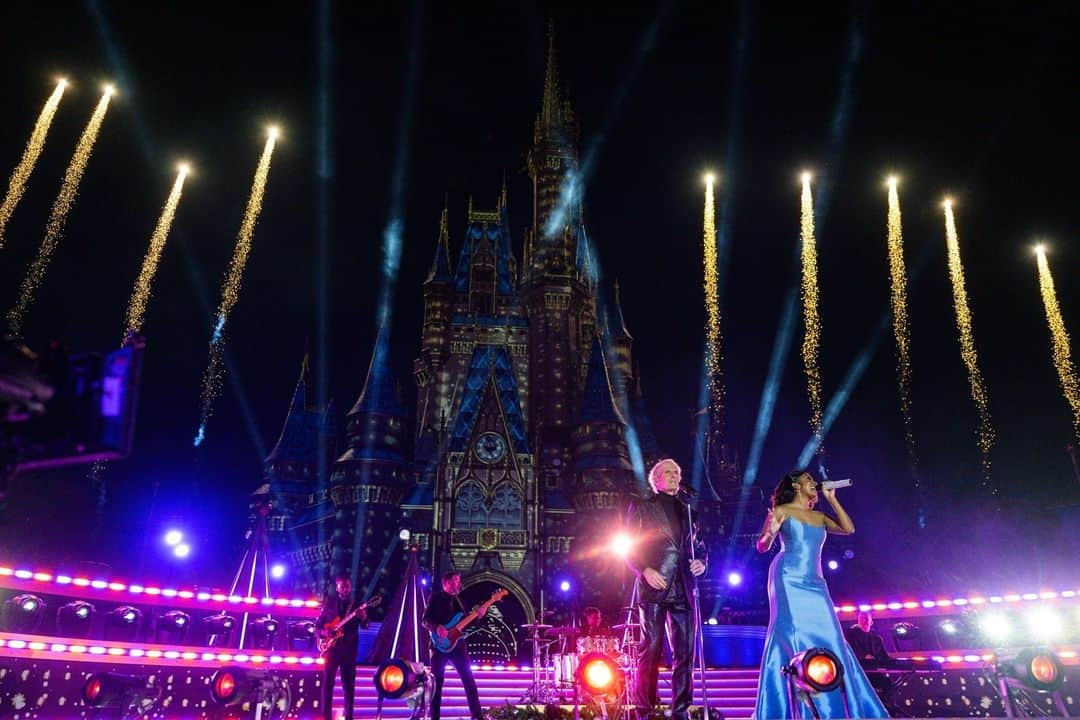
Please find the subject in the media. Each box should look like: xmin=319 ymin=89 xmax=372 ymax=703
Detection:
xmin=83 ymin=672 xmax=160 ymax=715
xmin=4 ymin=593 xmax=44 ymax=632
xmin=373 ymin=658 xmax=431 ymax=719
xmin=210 ymin=666 xmax=291 ymax=717
xmin=576 ymin=652 xmax=624 ymax=699
xmin=782 ymin=647 xmax=848 ymax=718
xmin=994 ymin=648 xmax=1068 ymax=717
xmin=57 ymin=600 xmax=95 ymax=637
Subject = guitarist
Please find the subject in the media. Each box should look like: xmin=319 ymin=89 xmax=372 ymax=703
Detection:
xmin=421 ymin=571 xmax=485 ymax=720
xmin=317 ymin=573 xmax=369 ymax=720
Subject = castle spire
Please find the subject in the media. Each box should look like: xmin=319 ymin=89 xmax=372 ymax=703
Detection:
xmin=426 ymin=196 xmax=451 ymax=283
xmin=535 ymin=19 xmax=575 ymax=142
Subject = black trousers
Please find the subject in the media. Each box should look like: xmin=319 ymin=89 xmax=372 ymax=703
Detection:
xmin=431 ymin=642 xmax=484 ymax=720
xmin=322 ymin=642 xmax=357 ymax=720
xmin=638 ymin=597 xmax=694 ymax=719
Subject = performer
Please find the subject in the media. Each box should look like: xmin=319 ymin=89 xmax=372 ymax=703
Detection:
xmin=624 ymin=458 xmax=707 ymax=720
xmin=421 ymin=571 xmax=485 ymax=720
xmin=753 ymin=471 xmax=888 ymax=719
xmin=844 ymin=611 xmax=892 ymax=667
xmin=581 ymin=606 xmax=609 ymax=638
xmin=317 ymin=574 xmax=369 ymax=720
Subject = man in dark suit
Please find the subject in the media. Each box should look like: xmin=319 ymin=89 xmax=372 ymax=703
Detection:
xmin=624 ymin=458 xmax=707 ymax=720
xmin=421 ymin=571 xmax=485 ymax=720
xmin=317 ymin=574 xmax=369 ymax=720
xmin=844 ymin=611 xmax=892 ymax=667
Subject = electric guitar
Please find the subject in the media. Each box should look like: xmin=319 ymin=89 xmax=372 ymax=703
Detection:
xmin=429 ymin=588 xmax=508 ymax=653
xmin=318 ymin=594 xmax=382 ymax=655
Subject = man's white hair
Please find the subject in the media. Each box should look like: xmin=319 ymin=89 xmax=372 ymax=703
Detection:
xmin=648 ymin=458 xmax=681 ymax=492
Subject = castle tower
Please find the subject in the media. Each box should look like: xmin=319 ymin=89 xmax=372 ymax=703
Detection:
xmin=330 ymin=327 xmax=410 ymax=603
xmin=260 ymin=355 xmax=336 ymax=596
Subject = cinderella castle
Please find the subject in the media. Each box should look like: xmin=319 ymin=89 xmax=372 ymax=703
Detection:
xmin=251 ymin=29 xmax=740 ymax=646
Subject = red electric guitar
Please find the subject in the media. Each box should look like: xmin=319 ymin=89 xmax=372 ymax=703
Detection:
xmin=318 ymin=594 xmax=382 ymax=655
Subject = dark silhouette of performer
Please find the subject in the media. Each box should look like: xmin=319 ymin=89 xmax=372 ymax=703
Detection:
xmin=317 ymin=574 xmax=369 ymax=720
xmin=581 ymin=606 xmax=610 ymax=638
xmin=844 ymin=611 xmax=892 ymax=666
xmin=625 ymin=458 xmax=706 ymax=720
xmin=421 ymin=571 xmax=485 ymax=720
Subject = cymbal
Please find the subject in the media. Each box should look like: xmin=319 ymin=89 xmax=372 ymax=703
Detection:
xmin=545 ymin=626 xmax=580 ymax=636
xmin=611 ymin=622 xmax=642 ymax=630
xmin=521 ymin=622 xmax=553 ymax=630
xmin=617 ymin=606 xmax=642 ymax=613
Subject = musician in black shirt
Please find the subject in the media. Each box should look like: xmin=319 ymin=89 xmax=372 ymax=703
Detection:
xmin=421 ymin=571 xmax=485 ymax=720
xmin=844 ymin=611 xmax=892 ymax=667
xmin=317 ymin=574 xmax=369 ymax=720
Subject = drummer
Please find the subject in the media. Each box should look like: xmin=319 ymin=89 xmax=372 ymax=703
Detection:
xmin=580 ymin=606 xmax=610 ymax=638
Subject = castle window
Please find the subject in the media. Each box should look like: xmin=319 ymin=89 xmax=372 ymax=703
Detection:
xmin=454 ymin=484 xmax=487 ymax=528
xmin=490 ymin=485 xmax=523 ymax=529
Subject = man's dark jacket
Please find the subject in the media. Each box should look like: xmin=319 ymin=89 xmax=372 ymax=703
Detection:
xmin=624 ymin=492 xmax=707 ymax=604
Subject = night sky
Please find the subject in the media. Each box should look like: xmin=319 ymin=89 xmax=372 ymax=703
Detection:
xmin=0 ymin=1 xmax=1076 ymax=599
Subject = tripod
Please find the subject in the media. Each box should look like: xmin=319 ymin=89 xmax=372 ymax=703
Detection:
xmin=226 ymin=493 xmax=275 ymax=650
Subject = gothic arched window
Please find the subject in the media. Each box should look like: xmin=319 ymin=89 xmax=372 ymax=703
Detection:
xmin=490 ymin=485 xmax=523 ymax=529
xmin=455 ymin=484 xmax=487 ymax=528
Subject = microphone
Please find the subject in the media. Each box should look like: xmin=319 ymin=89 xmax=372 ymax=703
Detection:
xmin=676 ymin=485 xmax=698 ymax=498
xmin=820 ymin=478 xmax=852 ymax=491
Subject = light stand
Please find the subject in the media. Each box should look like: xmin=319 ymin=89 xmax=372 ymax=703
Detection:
xmin=685 ymin=494 xmax=712 ymax=720
xmin=226 ymin=494 xmax=274 ymax=650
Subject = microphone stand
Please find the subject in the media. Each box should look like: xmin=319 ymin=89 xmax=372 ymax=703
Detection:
xmin=684 ymin=491 xmax=711 ymax=720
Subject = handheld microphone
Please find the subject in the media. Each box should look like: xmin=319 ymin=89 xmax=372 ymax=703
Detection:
xmin=677 ymin=485 xmax=698 ymax=498
xmin=820 ymin=478 xmax=852 ymax=491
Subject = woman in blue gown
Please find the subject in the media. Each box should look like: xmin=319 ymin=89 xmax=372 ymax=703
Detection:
xmin=754 ymin=471 xmax=889 ymax=719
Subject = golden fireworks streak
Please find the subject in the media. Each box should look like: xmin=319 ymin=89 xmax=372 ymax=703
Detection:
xmin=943 ymin=199 xmax=995 ymax=489
xmin=7 ymin=86 xmax=114 ymax=337
xmin=194 ymin=130 xmax=278 ymax=446
xmin=702 ymin=173 xmax=725 ymax=422
xmin=1034 ymin=246 xmax=1080 ymax=441
xmin=800 ymin=173 xmax=824 ymax=448
xmin=0 ymin=78 xmax=68 ymax=250
xmin=886 ymin=177 xmax=918 ymax=469
xmin=123 ymin=164 xmax=190 ymax=338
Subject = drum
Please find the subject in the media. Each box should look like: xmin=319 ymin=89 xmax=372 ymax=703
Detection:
xmin=553 ymin=653 xmax=579 ymax=686
xmin=577 ymin=635 xmax=620 ymax=657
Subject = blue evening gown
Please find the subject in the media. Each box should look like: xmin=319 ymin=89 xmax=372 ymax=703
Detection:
xmin=754 ymin=516 xmax=889 ymax=719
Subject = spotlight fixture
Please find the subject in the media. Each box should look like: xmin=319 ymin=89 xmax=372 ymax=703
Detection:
xmin=155 ymin=610 xmax=190 ymax=642
xmin=287 ymin=620 xmax=316 ymax=651
xmin=727 ymin=571 xmax=743 ymax=587
xmin=558 ymin=579 xmax=571 ymax=593
xmin=979 ymin=612 xmax=1011 ymax=643
xmin=938 ymin=619 xmax=960 ymax=635
xmin=83 ymin=672 xmax=160 ymax=714
xmin=576 ymin=653 xmax=624 ymax=699
xmin=270 ymin=563 xmax=287 ymax=580
xmin=399 ymin=528 xmax=412 ymax=542
xmin=210 ymin=667 xmax=291 ymax=712
xmin=997 ymin=648 xmax=1066 ymax=693
xmin=203 ymin=612 xmax=236 ymax=646
xmin=784 ymin=647 xmax=844 ymax=694
xmin=57 ymin=600 xmax=95 ymax=637
xmin=5 ymin=593 xmax=45 ymax=633
xmin=163 ymin=529 xmax=183 ymax=546
xmin=892 ymin=622 xmax=920 ymax=639
xmin=610 ymin=533 xmax=633 ymax=559
xmin=251 ymin=616 xmax=280 ymax=650
xmin=106 ymin=606 xmax=142 ymax=641
xmin=373 ymin=658 xmax=427 ymax=700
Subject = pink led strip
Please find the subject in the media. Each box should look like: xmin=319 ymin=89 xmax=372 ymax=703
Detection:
xmin=0 ymin=631 xmax=323 ymax=670
xmin=0 ymin=564 xmax=321 ymax=617
xmin=835 ymin=587 xmax=1079 ymax=616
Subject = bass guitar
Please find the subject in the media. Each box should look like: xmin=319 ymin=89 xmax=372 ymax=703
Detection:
xmin=318 ymin=594 xmax=382 ymax=655
xmin=430 ymin=588 xmax=508 ymax=653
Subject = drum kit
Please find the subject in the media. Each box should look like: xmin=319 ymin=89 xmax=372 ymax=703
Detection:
xmin=520 ymin=607 xmax=647 ymax=717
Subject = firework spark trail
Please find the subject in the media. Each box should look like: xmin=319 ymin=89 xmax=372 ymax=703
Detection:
xmin=7 ymin=88 xmax=113 ymax=337
xmin=702 ymin=175 xmax=725 ymax=425
xmin=123 ymin=165 xmax=189 ymax=338
xmin=886 ymin=178 xmax=918 ymax=471
xmin=194 ymin=132 xmax=277 ymax=447
xmin=1035 ymin=246 xmax=1080 ymax=441
xmin=943 ymin=200 xmax=995 ymax=490
xmin=800 ymin=174 xmax=824 ymax=450
xmin=0 ymin=79 xmax=68 ymax=250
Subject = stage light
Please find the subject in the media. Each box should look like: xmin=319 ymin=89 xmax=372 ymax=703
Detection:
xmin=939 ymin=619 xmax=959 ymax=635
xmin=610 ymin=532 xmax=633 ymax=558
xmin=979 ymin=612 xmax=1011 ymax=642
xmin=5 ymin=593 xmax=44 ymax=632
xmin=163 ymin=529 xmax=183 ymax=546
xmin=106 ymin=606 xmax=142 ymax=641
xmin=270 ymin=563 xmax=287 ymax=579
xmin=155 ymin=610 xmax=190 ymax=643
xmin=420 ymin=577 xmax=429 ymax=587
xmin=997 ymin=648 xmax=1066 ymax=692
xmin=1025 ymin=607 xmax=1063 ymax=639
xmin=892 ymin=622 xmax=919 ymax=639
xmin=373 ymin=658 xmax=427 ymax=699
xmin=210 ymin=666 xmax=290 ymax=710
xmin=57 ymin=601 xmax=95 ymax=637
xmin=727 ymin=571 xmax=743 ymax=587
xmin=827 ymin=560 xmax=839 ymax=571
xmin=203 ymin=612 xmax=236 ymax=646
xmin=576 ymin=652 xmax=623 ymax=698
xmin=707 ymin=617 xmax=719 ymax=625
xmin=173 ymin=543 xmax=191 ymax=558
xmin=83 ymin=672 xmax=159 ymax=713
xmin=559 ymin=579 xmax=571 ymax=593
xmin=399 ymin=528 xmax=411 ymax=542
xmin=784 ymin=647 xmax=844 ymax=694
xmin=251 ymin=616 xmax=279 ymax=650
xmin=288 ymin=620 xmax=316 ymax=651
